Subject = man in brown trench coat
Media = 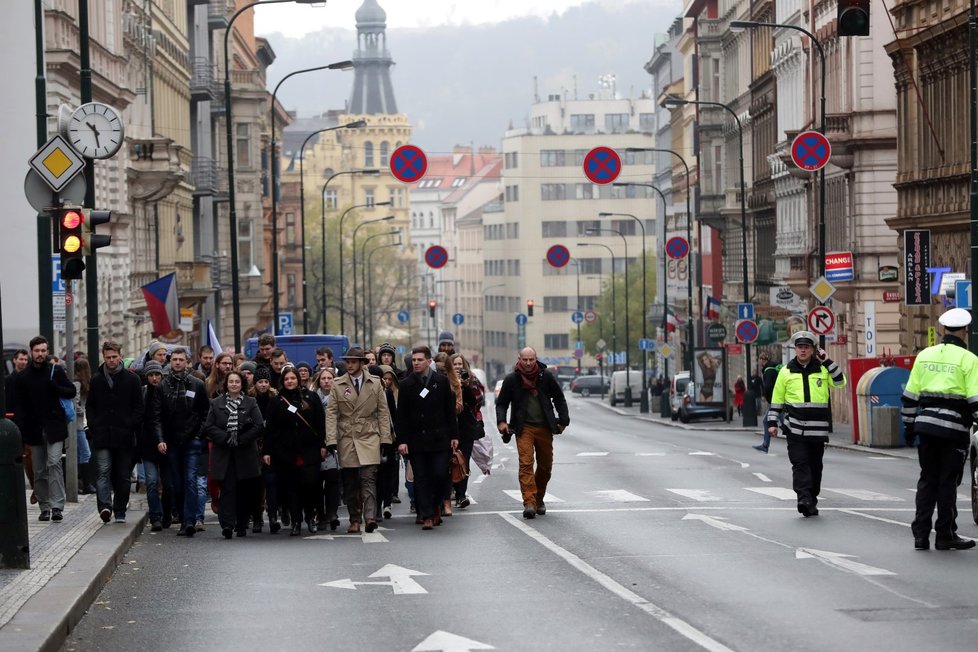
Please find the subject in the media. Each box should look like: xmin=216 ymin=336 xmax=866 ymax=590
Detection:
xmin=325 ymin=347 xmax=393 ymax=533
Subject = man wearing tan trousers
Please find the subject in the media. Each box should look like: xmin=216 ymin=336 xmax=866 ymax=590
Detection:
xmin=496 ymin=347 xmax=570 ymax=519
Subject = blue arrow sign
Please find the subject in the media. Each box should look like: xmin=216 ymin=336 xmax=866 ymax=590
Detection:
xmin=571 ymin=311 xmax=584 ymax=324
xmin=452 ymin=313 xmax=464 ymax=326
xmin=397 ymin=309 xmax=410 ymax=323
xmin=956 ymin=279 xmax=972 ymax=310
xmin=515 ymin=313 xmax=528 ymax=326
xmin=737 ymin=303 xmax=755 ymax=321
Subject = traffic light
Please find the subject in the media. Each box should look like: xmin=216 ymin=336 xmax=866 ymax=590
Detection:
xmin=526 ymin=299 xmax=534 ymax=317
xmin=837 ymin=0 xmax=870 ymax=36
xmin=595 ymin=353 xmax=603 ymax=362
xmin=83 ymin=209 xmax=112 ymax=254
xmin=428 ymin=300 xmax=437 ymax=318
xmin=58 ymin=207 xmax=86 ymax=280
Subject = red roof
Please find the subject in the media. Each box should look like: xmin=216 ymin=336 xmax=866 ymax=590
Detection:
xmin=411 ymin=148 xmax=501 ymax=192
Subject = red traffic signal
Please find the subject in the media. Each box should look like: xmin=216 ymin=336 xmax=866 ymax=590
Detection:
xmin=58 ymin=207 xmax=85 ymax=280
xmin=527 ymin=299 xmax=534 ymax=317
xmin=428 ymin=300 xmax=437 ymax=318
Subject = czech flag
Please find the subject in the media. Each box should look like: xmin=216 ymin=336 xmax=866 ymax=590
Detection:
xmin=141 ymin=273 xmax=179 ymax=336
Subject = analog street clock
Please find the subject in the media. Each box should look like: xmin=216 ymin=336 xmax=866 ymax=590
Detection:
xmin=66 ymin=102 xmax=125 ymax=159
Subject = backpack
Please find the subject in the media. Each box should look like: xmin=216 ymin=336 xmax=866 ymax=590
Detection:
xmin=52 ymin=365 xmax=77 ymax=423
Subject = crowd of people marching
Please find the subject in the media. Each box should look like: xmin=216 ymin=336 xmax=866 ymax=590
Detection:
xmin=6 ymin=330 xmax=500 ymax=536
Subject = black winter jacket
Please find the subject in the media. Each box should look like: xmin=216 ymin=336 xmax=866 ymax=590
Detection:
xmin=12 ymin=362 xmax=77 ymax=446
xmin=495 ymin=362 xmax=569 ymax=437
xmin=263 ymin=389 xmax=326 ymax=467
xmin=204 ymin=395 xmax=264 ymax=481
xmin=160 ymin=372 xmax=210 ymax=444
xmin=396 ymin=369 xmax=458 ymax=453
xmin=138 ymin=383 xmax=165 ymax=462
xmin=87 ymin=366 xmax=144 ymax=450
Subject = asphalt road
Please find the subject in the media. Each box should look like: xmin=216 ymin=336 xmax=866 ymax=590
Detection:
xmin=63 ymin=393 xmax=978 ymax=652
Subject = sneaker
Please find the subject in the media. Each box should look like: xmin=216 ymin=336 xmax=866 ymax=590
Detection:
xmin=383 ymin=507 xmax=392 ymax=520
xmin=39 ymin=510 xmax=51 ymax=522
xmin=150 ymin=520 xmax=163 ymax=532
xmin=51 ymin=508 xmax=63 ymax=522
xmin=99 ymin=508 xmax=112 ymax=523
xmin=115 ymin=515 xmax=126 ymax=523
xmin=535 ymin=501 xmax=546 ymax=516
xmin=457 ymin=496 xmax=471 ymax=509
xmin=522 ymin=502 xmax=536 ymax=519
xmin=753 ymin=444 xmax=769 ymax=453
xmin=195 ymin=520 xmax=205 ymax=532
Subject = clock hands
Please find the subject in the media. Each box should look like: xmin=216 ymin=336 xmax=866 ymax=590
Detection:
xmin=87 ymin=121 xmax=101 ymax=148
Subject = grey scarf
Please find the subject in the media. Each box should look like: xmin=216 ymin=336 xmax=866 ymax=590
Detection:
xmin=103 ymin=364 xmax=123 ymax=389
xmin=225 ymin=394 xmax=242 ymax=446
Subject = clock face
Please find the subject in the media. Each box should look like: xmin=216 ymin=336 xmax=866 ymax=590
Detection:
xmin=67 ymin=103 xmax=125 ymax=159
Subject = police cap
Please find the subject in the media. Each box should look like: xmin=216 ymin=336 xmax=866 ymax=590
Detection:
xmin=792 ymin=330 xmax=816 ymax=346
xmin=938 ymin=307 xmax=972 ymax=329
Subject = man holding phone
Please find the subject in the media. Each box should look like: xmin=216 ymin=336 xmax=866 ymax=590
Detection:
xmin=766 ymin=330 xmax=846 ymax=517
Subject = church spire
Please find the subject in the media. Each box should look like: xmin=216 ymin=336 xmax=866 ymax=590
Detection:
xmin=349 ymin=0 xmax=398 ymax=114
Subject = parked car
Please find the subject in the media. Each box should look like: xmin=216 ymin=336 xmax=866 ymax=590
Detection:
xmin=679 ymin=378 xmax=731 ymax=423
xmin=608 ymin=370 xmax=643 ymax=407
xmin=570 ymin=375 xmax=609 ymax=397
xmin=669 ymin=372 xmax=690 ymax=421
xmin=548 ymin=365 xmax=578 ymax=389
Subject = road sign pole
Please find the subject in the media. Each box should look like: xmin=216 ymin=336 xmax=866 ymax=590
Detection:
xmin=64 ymin=286 xmax=77 ymax=502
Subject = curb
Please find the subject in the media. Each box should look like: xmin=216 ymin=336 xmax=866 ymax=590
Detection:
xmin=0 ymin=511 xmax=146 ymax=652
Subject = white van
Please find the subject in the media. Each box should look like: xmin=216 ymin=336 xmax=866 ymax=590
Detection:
xmin=608 ymin=370 xmax=644 ymax=406
xmin=670 ymin=372 xmax=691 ymax=421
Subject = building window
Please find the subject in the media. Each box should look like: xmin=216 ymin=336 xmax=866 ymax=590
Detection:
xmin=364 ymin=141 xmax=374 ymax=167
xmin=238 ymin=219 xmax=254 ymax=269
xmin=287 ymin=273 xmax=296 ymax=307
xmin=285 ymin=212 xmax=296 ymax=244
xmin=505 ymin=185 xmax=519 ymax=202
xmin=391 ymin=187 xmax=405 ymax=208
xmin=576 ymin=220 xmax=601 ymax=236
xmin=540 ymin=149 xmax=566 ymax=167
xmin=324 ymin=189 xmax=338 ymax=210
xmin=604 ymin=113 xmax=629 ymax=133
xmin=452 ymin=177 xmax=466 ymax=187
xmin=380 ymin=141 xmax=389 ymax=166
xmin=542 ymin=221 xmax=567 ymax=237
xmin=612 ymin=219 xmax=636 ymax=236
xmin=505 ymin=151 xmax=518 ymax=168
xmin=506 ymin=222 xmax=519 ymax=239
xmin=639 ymin=112 xmax=655 ymax=131
xmin=543 ymin=296 xmax=569 ymax=312
xmin=236 ymin=124 xmax=251 ymax=168
xmin=577 ymin=257 xmax=602 ymax=274
xmin=575 ymin=183 xmax=596 ymax=200
xmin=570 ymin=114 xmax=595 ymax=133
xmin=544 ymin=334 xmax=570 ymax=349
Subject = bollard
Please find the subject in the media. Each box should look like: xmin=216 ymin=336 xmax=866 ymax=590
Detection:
xmin=659 ymin=392 xmax=671 ymax=419
xmin=742 ymin=389 xmax=758 ymax=427
xmin=0 ymin=417 xmax=30 ymax=569
xmin=624 ymin=385 xmax=633 ymax=408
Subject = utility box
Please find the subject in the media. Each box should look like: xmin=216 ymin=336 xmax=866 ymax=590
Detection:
xmin=0 ymin=417 xmax=30 ymax=569
xmin=871 ymin=406 xmax=902 ymax=448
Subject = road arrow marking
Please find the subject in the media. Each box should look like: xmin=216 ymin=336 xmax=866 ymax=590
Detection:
xmin=795 ymin=548 xmax=895 ymax=576
xmin=745 ymin=487 xmax=797 ymax=500
xmin=682 ymin=514 xmax=750 ymax=532
xmin=320 ymin=564 xmax=429 ymax=594
xmin=753 ymin=473 xmax=772 ymax=483
xmin=587 ymin=490 xmax=649 ymax=502
xmin=824 ymin=488 xmax=904 ymax=502
xmin=503 ymin=489 xmax=564 ymax=503
xmin=667 ymin=489 xmax=722 ymax=502
xmin=412 ymin=630 xmax=495 ymax=651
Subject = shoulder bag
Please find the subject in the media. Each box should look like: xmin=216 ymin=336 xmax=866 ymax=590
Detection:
xmin=52 ymin=366 xmax=76 ymax=423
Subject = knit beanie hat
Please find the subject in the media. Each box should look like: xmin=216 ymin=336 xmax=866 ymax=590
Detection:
xmin=254 ymin=366 xmax=272 ymax=383
xmin=437 ymin=331 xmax=455 ymax=345
xmin=239 ymin=361 xmax=257 ymax=374
xmin=143 ymin=361 xmax=164 ymax=376
xmin=377 ymin=342 xmax=396 ymax=357
xmin=296 ymin=361 xmax=313 ymax=374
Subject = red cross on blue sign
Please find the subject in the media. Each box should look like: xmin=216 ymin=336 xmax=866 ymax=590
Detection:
xmin=790 ymin=131 xmax=831 ymax=172
xmin=582 ymin=147 xmax=622 ymax=185
xmin=390 ymin=145 xmax=428 ymax=183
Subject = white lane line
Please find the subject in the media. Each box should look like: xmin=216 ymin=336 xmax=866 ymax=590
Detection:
xmin=745 ymin=487 xmax=797 ymax=500
xmin=666 ymin=489 xmax=722 ymax=502
xmin=577 ymin=452 xmax=610 ymax=457
xmin=824 ymin=488 xmax=905 ymax=502
xmin=472 ymin=474 xmax=488 ymax=484
xmin=868 ymin=456 xmax=899 ymax=460
xmin=636 ymin=452 xmax=666 ymax=456
xmin=587 ymin=490 xmax=649 ymax=503
xmin=503 ymin=489 xmax=565 ymax=503
xmin=836 ymin=509 xmax=910 ymax=528
xmin=500 ymin=513 xmax=734 ymax=652
xmin=752 ymin=473 xmax=772 ymax=483
xmin=688 ymin=451 xmax=716 ymax=456
xmin=904 ymin=489 xmax=969 ymax=502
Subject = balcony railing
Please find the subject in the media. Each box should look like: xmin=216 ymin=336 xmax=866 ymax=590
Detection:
xmin=207 ymin=0 xmax=232 ymax=29
xmin=190 ymin=57 xmax=215 ymax=101
xmin=191 ymin=157 xmax=225 ymax=196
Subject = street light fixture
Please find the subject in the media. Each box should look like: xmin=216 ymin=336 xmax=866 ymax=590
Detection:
xmin=352 ymin=215 xmax=396 ymax=343
xmin=319 ymin=168 xmax=379 ymax=332
xmin=577 ymin=242 xmax=617 ymax=374
xmin=599 ymin=210 xmax=649 ymax=413
xmin=625 ymin=146 xmax=696 ymax=369
xmin=361 ymin=228 xmax=401 ymax=344
xmin=223 ymin=0 xmax=323 ymax=348
xmin=268 ymin=60 xmax=352 ymax=335
xmin=298 ymin=120 xmax=367 ymax=332
xmin=339 ymin=200 xmax=391 ymax=335
xmin=587 ymin=227 xmax=631 ymax=405
xmin=663 ymin=94 xmax=756 ymax=426
xmin=730 ymin=19 xmax=827 ymax=350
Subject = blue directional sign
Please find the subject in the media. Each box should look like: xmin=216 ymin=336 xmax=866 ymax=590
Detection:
xmin=956 ymin=279 xmax=972 ymax=310
xmin=277 ymin=312 xmax=294 ymax=336
xmin=515 ymin=313 xmax=528 ymax=326
xmin=737 ymin=303 xmax=755 ymax=321
xmin=397 ymin=309 xmax=410 ymax=323
xmin=638 ymin=338 xmax=656 ymax=351
xmin=571 ymin=311 xmax=584 ymax=324
xmin=52 ymin=255 xmax=64 ymax=292
xmin=452 ymin=313 xmax=464 ymax=326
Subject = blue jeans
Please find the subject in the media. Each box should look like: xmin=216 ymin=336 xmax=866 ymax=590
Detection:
xmin=76 ymin=429 xmax=91 ymax=464
xmin=166 ymin=438 xmax=207 ymax=526
xmin=143 ymin=460 xmax=164 ymax=521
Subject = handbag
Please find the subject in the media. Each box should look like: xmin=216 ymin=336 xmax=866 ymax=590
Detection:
xmin=449 ymin=448 xmax=469 ymax=483
xmin=52 ymin=365 xmax=76 ymax=423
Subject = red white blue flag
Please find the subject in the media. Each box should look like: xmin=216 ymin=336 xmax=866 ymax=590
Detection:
xmin=141 ymin=273 xmax=179 ymax=336
xmin=705 ymin=296 xmax=721 ymax=321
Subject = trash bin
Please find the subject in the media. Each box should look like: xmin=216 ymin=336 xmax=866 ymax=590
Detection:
xmin=871 ymin=406 xmax=901 ymax=448
xmin=0 ymin=417 xmax=30 ymax=569
xmin=855 ymin=366 xmax=910 ymax=446
xmin=660 ymin=393 xmax=671 ymax=419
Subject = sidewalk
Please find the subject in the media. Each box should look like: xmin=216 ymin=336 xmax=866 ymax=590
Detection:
xmin=0 ymin=490 xmax=146 ymax=652
xmin=590 ymin=397 xmax=917 ymax=460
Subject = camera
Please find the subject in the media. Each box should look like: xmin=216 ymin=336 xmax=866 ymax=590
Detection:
xmin=460 ymin=370 xmax=470 ymax=380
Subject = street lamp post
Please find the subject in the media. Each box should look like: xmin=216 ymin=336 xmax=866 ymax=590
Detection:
xmin=319 ymin=170 xmax=380 ymax=332
xmin=599 ymin=211 xmax=649 ymax=413
xmin=626 ymin=147 xmax=695 ymax=369
xmin=366 ymin=239 xmax=403 ymax=345
xmin=298 ymin=121 xmax=367 ymax=333
xmin=361 ymin=228 xmax=401 ymax=344
xmin=577 ymin=241 xmax=617 ymax=379
xmin=339 ymin=200 xmax=391 ymax=336
xmin=269 ymin=60 xmax=352 ymax=335
xmin=223 ymin=0 xmax=322 ymax=348
xmin=730 ymin=19 xmax=827 ymax=351
xmin=352 ymin=215 xmax=395 ymax=344
xmin=587 ymin=228 xmax=631 ymax=406
xmin=664 ymin=94 xmax=756 ymax=426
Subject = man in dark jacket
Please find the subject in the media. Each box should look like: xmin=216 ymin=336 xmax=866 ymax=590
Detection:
xmin=12 ymin=337 xmax=76 ymax=522
xmin=87 ymin=341 xmax=144 ymax=524
xmin=160 ymin=347 xmax=211 ymax=536
xmin=396 ymin=345 xmax=458 ymax=530
xmin=496 ymin=347 xmax=569 ymax=519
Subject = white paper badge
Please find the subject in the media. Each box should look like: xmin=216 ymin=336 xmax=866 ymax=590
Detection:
xmin=185 ymin=390 xmax=196 ymax=398
xmin=287 ymin=404 xmax=298 ymax=414
xmin=419 ymin=388 xmax=430 ymax=399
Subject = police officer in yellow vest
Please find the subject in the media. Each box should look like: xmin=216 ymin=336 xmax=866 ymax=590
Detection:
xmin=901 ymin=307 xmax=978 ymax=551
xmin=766 ymin=330 xmax=846 ymax=517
